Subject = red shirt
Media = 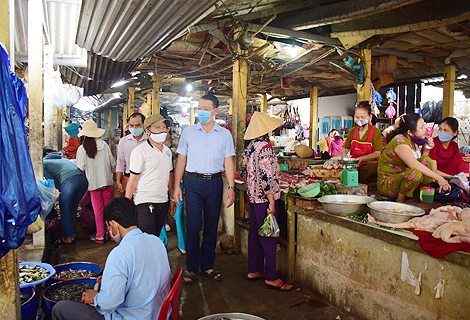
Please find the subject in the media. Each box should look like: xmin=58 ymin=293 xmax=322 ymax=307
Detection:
xmin=428 ymin=137 xmax=459 ymax=172
xmin=65 ymin=136 xmax=81 ymax=158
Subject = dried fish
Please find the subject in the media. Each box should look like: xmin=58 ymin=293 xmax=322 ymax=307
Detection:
xmin=54 ymin=269 xmax=97 ymax=280
xmin=19 ymin=265 xmax=50 ymax=284
xmin=46 ymin=283 xmax=95 ymax=303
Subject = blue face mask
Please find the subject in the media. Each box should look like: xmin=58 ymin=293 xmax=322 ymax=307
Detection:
xmin=129 ymin=127 xmax=144 ymax=137
xmin=197 ymin=110 xmax=212 ymax=123
xmin=437 ymin=130 xmax=453 ymax=142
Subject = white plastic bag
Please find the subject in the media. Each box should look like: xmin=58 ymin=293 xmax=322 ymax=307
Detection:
xmin=270 ymin=214 xmax=280 ymax=238
xmin=37 ymin=180 xmax=60 ymax=220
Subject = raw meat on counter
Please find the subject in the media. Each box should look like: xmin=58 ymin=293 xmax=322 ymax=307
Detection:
xmin=322 ymin=162 xmax=344 ymax=169
xmin=368 ymin=206 xmax=470 ymax=243
xmin=277 ymin=172 xmax=326 ymax=191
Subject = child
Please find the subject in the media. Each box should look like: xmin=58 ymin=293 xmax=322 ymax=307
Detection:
xmin=328 ymin=130 xmax=344 ymax=157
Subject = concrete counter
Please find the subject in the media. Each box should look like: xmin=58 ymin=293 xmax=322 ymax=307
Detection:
xmin=286 ymin=197 xmax=470 ymax=320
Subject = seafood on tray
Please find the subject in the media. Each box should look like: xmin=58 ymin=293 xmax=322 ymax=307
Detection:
xmin=46 ymin=283 xmax=95 ymax=303
xmin=19 ymin=264 xmax=50 ymax=284
xmin=54 ymin=269 xmax=97 ymax=280
xmin=368 ymin=205 xmax=470 ymax=243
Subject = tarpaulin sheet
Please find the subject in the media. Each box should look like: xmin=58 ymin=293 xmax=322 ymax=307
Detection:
xmin=0 ymin=42 xmax=40 ymax=258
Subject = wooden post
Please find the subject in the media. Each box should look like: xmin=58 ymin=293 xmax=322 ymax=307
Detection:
xmin=229 ymin=98 xmax=233 ymax=115
xmin=442 ymin=65 xmax=456 ymax=118
xmin=261 ymin=93 xmax=268 ymax=113
xmin=28 ymin=0 xmax=45 ymax=248
xmin=0 ymin=1 xmax=21 ymax=318
xmin=123 ymin=103 xmax=128 ymax=129
xmin=356 ymin=49 xmax=371 ymax=103
xmin=108 ymin=109 xmax=112 ymax=146
xmin=129 ymin=87 xmax=135 ymax=115
xmin=190 ymin=106 xmax=195 ymax=125
xmin=56 ymin=108 xmax=63 ymax=150
xmin=152 ymin=75 xmax=160 ymax=115
xmin=309 ymin=86 xmax=318 ymax=148
xmin=287 ymin=196 xmax=296 ymax=284
xmin=43 ymin=44 xmax=54 ymax=148
xmin=232 ymin=46 xmax=248 ymax=171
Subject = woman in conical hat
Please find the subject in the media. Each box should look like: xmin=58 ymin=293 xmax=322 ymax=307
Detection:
xmin=241 ymin=112 xmax=292 ymax=291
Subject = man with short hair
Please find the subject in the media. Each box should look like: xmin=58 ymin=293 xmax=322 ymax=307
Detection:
xmin=52 ymin=197 xmax=171 ymax=320
xmin=173 ymin=93 xmax=236 ymax=283
xmin=115 ymin=113 xmax=147 ymax=193
xmin=125 ymin=114 xmax=175 ymax=237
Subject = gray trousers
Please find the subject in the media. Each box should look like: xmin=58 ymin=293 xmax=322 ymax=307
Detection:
xmin=52 ymin=300 xmax=104 ymax=320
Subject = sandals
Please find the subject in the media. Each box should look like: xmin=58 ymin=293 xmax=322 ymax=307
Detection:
xmin=182 ymin=271 xmax=197 ymax=284
xmin=54 ymin=238 xmax=74 ymax=245
xmin=247 ymin=273 xmax=265 ymax=282
xmin=89 ymin=233 xmax=105 ymax=244
xmin=264 ymin=280 xmax=293 ymax=291
xmin=178 ymin=248 xmax=186 ymax=256
xmin=203 ymin=270 xmax=223 ymax=282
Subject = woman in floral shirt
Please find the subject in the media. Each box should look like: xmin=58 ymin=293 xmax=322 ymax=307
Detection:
xmin=378 ymin=113 xmax=451 ymax=202
xmin=241 ymin=112 xmax=292 ymax=291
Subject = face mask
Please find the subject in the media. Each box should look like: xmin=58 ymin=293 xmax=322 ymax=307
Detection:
xmin=129 ymin=127 xmax=144 ymax=137
xmin=437 ymin=130 xmax=453 ymax=142
xmin=197 ymin=110 xmax=213 ymax=123
xmin=110 ymin=222 xmax=121 ymax=244
xmin=149 ymin=131 xmax=167 ymax=144
xmin=355 ymin=119 xmax=369 ymax=128
xmin=410 ymin=135 xmax=428 ymax=146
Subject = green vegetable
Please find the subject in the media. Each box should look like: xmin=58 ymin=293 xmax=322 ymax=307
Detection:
xmin=258 ymin=215 xmax=273 ymax=237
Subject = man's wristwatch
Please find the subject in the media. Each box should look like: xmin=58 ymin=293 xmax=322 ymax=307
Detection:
xmin=228 ymin=186 xmax=236 ymax=191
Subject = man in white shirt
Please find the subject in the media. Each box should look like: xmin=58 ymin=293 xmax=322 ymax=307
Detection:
xmin=125 ymin=114 xmax=175 ymax=237
xmin=115 ymin=113 xmax=148 ymax=193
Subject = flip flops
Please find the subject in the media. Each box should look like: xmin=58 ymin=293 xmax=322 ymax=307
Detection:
xmin=203 ymin=270 xmax=223 ymax=282
xmin=89 ymin=233 xmax=105 ymax=244
xmin=182 ymin=271 xmax=197 ymax=284
xmin=264 ymin=280 xmax=293 ymax=291
xmin=247 ymin=273 xmax=265 ymax=282
xmin=54 ymin=238 xmax=74 ymax=245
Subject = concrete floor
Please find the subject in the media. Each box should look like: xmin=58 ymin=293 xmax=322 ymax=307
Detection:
xmin=21 ymin=218 xmax=353 ymax=320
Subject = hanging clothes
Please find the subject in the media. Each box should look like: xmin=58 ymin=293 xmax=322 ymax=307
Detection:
xmin=0 ymin=43 xmax=41 ymax=258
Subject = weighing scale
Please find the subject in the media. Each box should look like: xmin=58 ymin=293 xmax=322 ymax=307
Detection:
xmin=338 ymin=159 xmax=359 ymax=187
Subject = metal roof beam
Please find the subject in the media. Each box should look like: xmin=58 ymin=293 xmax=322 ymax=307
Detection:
xmin=370 ymin=48 xmax=424 ymax=62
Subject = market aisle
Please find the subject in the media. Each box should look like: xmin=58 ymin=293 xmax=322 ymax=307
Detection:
xmin=44 ymin=218 xmax=352 ymax=320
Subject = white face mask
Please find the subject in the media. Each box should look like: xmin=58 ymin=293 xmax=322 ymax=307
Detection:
xmin=149 ymin=131 xmax=167 ymax=144
xmin=110 ymin=222 xmax=121 ymax=244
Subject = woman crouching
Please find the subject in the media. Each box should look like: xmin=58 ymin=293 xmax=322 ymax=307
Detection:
xmin=378 ymin=113 xmax=451 ymax=203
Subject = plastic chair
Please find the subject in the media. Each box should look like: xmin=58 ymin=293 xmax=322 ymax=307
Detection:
xmin=158 ymin=267 xmax=182 ymax=320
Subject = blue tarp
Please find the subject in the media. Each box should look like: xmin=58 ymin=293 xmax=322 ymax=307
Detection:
xmin=0 ymin=42 xmax=41 ymax=258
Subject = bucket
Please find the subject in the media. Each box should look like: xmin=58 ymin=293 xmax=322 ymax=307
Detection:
xmin=42 ymin=277 xmax=97 ymax=320
xmin=20 ymin=287 xmax=37 ymax=320
xmin=198 ymin=313 xmax=265 ymax=320
xmin=46 ymin=262 xmax=102 ymax=287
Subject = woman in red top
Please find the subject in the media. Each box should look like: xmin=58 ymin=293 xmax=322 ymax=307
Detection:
xmin=429 ymin=117 xmax=470 ymax=176
xmin=64 ymin=123 xmax=81 ymax=158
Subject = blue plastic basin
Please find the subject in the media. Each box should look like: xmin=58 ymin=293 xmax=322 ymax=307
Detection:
xmin=20 ymin=287 xmax=37 ymax=320
xmin=19 ymin=262 xmax=56 ymax=289
xmin=42 ymin=277 xmax=97 ymax=319
xmin=46 ymin=262 xmax=102 ymax=287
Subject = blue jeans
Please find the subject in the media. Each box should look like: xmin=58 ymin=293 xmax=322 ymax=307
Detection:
xmin=59 ymin=174 xmax=88 ymax=238
xmin=184 ymin=175 xmax=223 ymax=273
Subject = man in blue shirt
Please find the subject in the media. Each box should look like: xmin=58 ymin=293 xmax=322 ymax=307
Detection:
xmin=173 ymin=93 xmax=236 ymax=283
xmin=52 ymin=197 xmax=171 ymax=320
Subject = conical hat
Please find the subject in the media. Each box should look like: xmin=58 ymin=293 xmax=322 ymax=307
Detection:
xmin=244 ymin=112 xmax=283 ymax=140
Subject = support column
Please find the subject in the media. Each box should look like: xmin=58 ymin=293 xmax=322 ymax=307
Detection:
xmin=229 ymin=98 xmax=233 ymax=114
xmin=442 ymin=65 xmax=456 ymax=118
xmin=261 ymin=93 xmax=268 ymax=113
xmin=123 ymin=103 xmax=128 ymax=129
xmin=28 ymin=0 xmax=45 ymax=248
xmin=56 ymin=108 xmax=63 ymax=150
xmin=108 ymin=109 xmax=112 ymax=146
xmin=190 ymin=106 xmax=195 ymax=125
xmin=129 ymin=87 xmax=135 ymax=115
xmin=0 ymin=1 xmax=20 ymax=318
xmin=43 ymin=44 xmax=54 ymax=147
xmin=309 ymin=86 xmax=318 ymax=148
xmin=232 ymin=47 xmax=248 ymax=171
xmin=356 ymin=49 xmax=371 ymax=103
xmin=152 ymin=75 xmax=160 ymax=115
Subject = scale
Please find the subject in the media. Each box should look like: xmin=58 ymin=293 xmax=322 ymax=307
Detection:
xmin=338 ymin=159 xmax=359 ymax=187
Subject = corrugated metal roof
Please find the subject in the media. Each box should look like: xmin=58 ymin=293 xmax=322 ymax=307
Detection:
xmin=15 ymin=0 xmax=88 ymax=67
xmin=75 ymin=0 xmax=219 ymax=62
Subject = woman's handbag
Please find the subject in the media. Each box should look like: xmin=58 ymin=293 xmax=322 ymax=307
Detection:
xmin=428 ymin=182 xmax=469 ymax=204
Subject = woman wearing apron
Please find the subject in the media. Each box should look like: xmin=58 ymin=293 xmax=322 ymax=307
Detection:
xmin=341 ymin=101 xmax=383 ymax=183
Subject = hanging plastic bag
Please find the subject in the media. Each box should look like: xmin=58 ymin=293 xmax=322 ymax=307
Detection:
xmin=258 ymin=214 xmax=280 ymax=238
xmin=37 ymin=180 xmax=60 ymax=220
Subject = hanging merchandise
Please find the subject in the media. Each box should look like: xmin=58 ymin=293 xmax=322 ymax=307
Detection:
xmin=0 ymin=43 xmax=41 ymax=259
xmin=385 ymin=88 xmax=397 ymax=120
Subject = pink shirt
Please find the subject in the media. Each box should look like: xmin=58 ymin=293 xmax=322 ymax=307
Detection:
xmin=328 ymin=139 xmax=344 ymax=157
xmin=116 ymin=133 xmax=148 ymax=173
